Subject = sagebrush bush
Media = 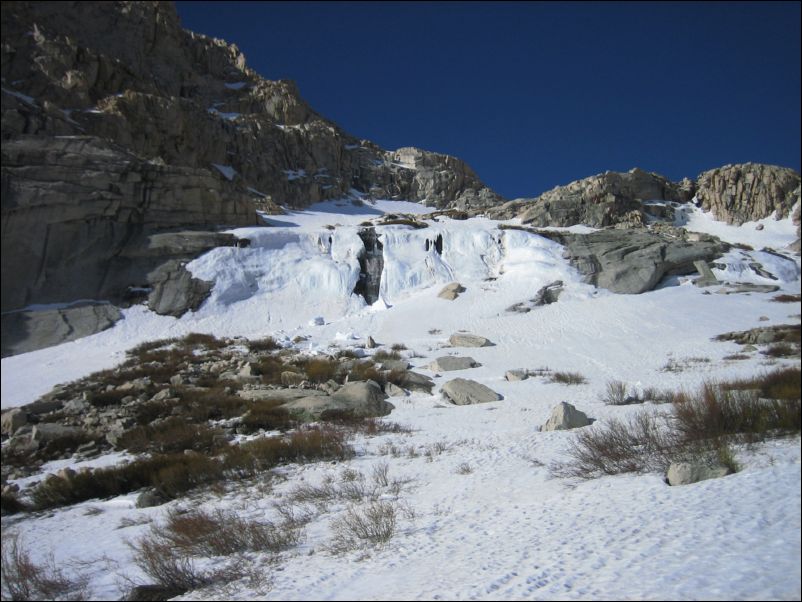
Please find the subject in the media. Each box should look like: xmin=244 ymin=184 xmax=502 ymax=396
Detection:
xmin=300 ymin=357 xmax=338 ymax=383
xmin=549 ymin=371 xmax=587 ymax=385
xmin=240 ymin=399 xmax=295 ymax=433
xmin=603 ymin=380 xmax=628 ymax=405
xmin=1 ymin=533 xmax=89 ymax=601
xmin=330 ymin=501 xmax=398 ymax=552
xmin=248 ymin=336 xmax=281 ymax=352
xmin=117 ymin=418 xmax=221 ymax=454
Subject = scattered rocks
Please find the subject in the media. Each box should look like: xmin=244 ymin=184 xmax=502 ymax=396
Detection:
xmin=507 ymin=280 xmax=564 ymax=313
xmin=448 ymin=333 xmax=494 ymax=347
xmin=541 ymin=402 xmax=592 ymax=432
xmin=666 ymin=461 xmax=734 ymax=486
xmin=135 ymin=488 xmax=170 ymax=508
xmin=715 ymin=283 xmax=781 ymax=295
xmin=441 ymin=378 xmax=502 ymax=405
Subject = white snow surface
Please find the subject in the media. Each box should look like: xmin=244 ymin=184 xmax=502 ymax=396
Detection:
xmin=2 ymin=200 xmax=800 ymax=600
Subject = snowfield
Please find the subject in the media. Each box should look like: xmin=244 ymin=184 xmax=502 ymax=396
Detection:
xmin=2 ymin=199 xmax=800 ymax=601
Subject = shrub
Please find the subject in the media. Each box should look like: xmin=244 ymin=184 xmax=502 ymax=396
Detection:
xmin=1 ymin=492 xmax=27 ymax=515
xmin=300 ymin=357 xmax=338 ymax=383
xmin=549 ymin=371 xmax=587 ymax=385
xmin=762 ymin=343 xmax=798 ymax=358
xmin=720 ymin=367 xmax=801 ymax=400
xmin=180 ymin=386 xmax=247 ymax=421
xmin=347 ymin=361 xmax=384 ymax=383
xmin=372 ymin=350 xmax=402 ymax=362
xmin=390 ymin=343 xmax=407 ymax=351
xmin=330 ymin=501 xmax=398 ymax=551
xmin=551 ymin=412 xmax=679 ymax=479
xmin=1 ymin=533 xmax=89 ymax=600
xmin=771 ymin=293 xmax=801 ymax=303
xmin=255 ymin=356 xmax=289 ymax=385
xmin=158 ymin=508 xmax=302 ymax=556
xmin=240 ymin=399 xmax=295 ymax=433
xmin=86 ymin=388 xmax=132 ymax=408
xmin=248 ymin=336 xmax=281 ymax=353
xmin=603 ymin=380 xmax=629 ymax=405
xmin=181 ymin=333 xmax=226 ymax=350
xmin=117 ymin=418 xmax=221 ymax=454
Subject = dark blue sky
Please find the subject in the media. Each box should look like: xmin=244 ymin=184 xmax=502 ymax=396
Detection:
xmin=176 ymin=1 xmax=801 ymax=200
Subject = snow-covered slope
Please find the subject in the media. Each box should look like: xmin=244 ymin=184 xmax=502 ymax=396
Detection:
xmin=1 ymin=200 xmax=800 ymax=601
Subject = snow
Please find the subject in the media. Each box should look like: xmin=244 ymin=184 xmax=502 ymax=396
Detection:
xmin=284 ymin=168 xmax=307 ymax=180
xmin=208 ymin=107 xmax=241 ymax=121
xmin=224 ymin=81 xmax=248 ymax=90
xmin=1 ymin=199 xmax=800 ymax=601
xmin=676 ymin=201 xmax=800 ymax=249
xmin=211 ymin=163 xmax=237 ymax=180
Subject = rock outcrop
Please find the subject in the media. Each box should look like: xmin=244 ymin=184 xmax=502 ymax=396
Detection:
xmin=540 ymin=228 xmax=728 ymax=294
xmin=1 ymin=0 xmax=503 ymax=354
xmin=441 ymin=378 xmax=502 ymax=405
xmin=695 ymin=163 xmax=800 ymax=225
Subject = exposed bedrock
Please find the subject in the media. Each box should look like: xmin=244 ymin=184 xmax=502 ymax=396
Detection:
xmin=354 ymin=228 xmax=384 ymax=305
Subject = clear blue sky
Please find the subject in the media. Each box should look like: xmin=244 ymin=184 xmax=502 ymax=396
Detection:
xmin=176 ymin=1 xmax=801 ymax=200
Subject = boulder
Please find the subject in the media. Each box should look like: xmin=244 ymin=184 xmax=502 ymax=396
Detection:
xmin=441 ymin=378 xmax=502 ymax=405
xmin=427 ymin=356 xmax=481 ymax=371
xmin=693 ymin=260 xmax=719 ymax=287
xmin=448 ymin=333 xmax=494 ymax=347
xmin=543 ymin=228 xmax=728 ymax=294
xmin=238 ymin=388 xmax=328 ymax=402
xmin=135 ymin=488 xmax=171 ymax=508
xmin=331 ymin=380 xmax=392 ymax=415
xmin=396 ymin=371 xmax=435 ymax=394
xmin=666 ymin=462 xmax=734 ymax=486
xmin=438 ymin=282 xmax=465 ymax=300
xmin=541 ymin=402 xmax=592 ymax=431
xmin=385 ymin=382 xmax=407 ymax=397
xmin=1 ymin=409 xmax=27 ymax=436
xmin=505 ymin=369 xmax=529 ymax=381
xmin=31 ymin=423 xmax=86 ymax=444
xmin=280 ymin=371 xmax=306 ymax=386
xmin=379 ymin=359 xmax=410 ymax=372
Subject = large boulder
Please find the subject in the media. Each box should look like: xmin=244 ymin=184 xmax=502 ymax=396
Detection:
xmin=666 ymin=461 xmax=734 ymax=486
xmin=542 ymin=228 xmax=728 ymax=294
xmin=284 ymin=380 xmax=393 ymax=420
xmin=1 ymin=408 xmax=28 ymax=435
xmin=541 ymin=402 xmax=592 ymax=432
xmin=426 ymin=356 xmax=481 ymax=371
xmin=441 ymin=378 xmax=502 ymax=405
xmin=438 ymin=282 xmax=465 ymax=300
xmin=396 ymin=371 xmax=435 ymax=394
xmin=448 ymin=333 xmax=494 ymax=347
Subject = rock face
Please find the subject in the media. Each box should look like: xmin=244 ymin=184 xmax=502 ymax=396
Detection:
xmin=541 ymin=228 xmax=728 ymax=294
xmin=1 ymin=303 xmax=122 ymax=358
xmin=441 ymin=378 xmax=502 ymax=405
xmin=695 ymin=164 xmax=801 ymax=225
xmin=0 ymin=1 xmax=503 ymax=354
xmin=354 ymin=228 xmax=384 ymax=305
xmin=510 ymin=168 xmax=693 ymax=228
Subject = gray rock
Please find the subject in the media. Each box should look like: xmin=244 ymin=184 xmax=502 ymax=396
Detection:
xmin=238 ymin=388 xmax=328 ymax=402
xmin=448 ymin=333 xmax=494 ymax=347
xmin=397 ymin=371 xmax=435 ymax=394
xmin=441 ymin=378 xmax=502 ymax=405
xmin=543 ymin=228 xmax=728 ymax=294
xmin=366 ymin=336 xmax=378 ymax=349
xmin=1 ymin=409 xmax=27 ymax=436
xmin=541 ymin=402 xmax=592 ymax=431
xmin=715 ymin=283 xmax=781 ymax=295
xmin=693 ymin=260 xmax=719 ymax=287
xmin=695 ymin=163 xmax=800 ymax=225
xmin=505 ymin=369 xmax=529 ymax=381
xmin=385 ymin=382 xmax=407 ymax=397
xmin=438 ymin=282 xmax=465 ymax=300
xmin=666 ymin=462 xmax=734 ymax=486
xmin=380 ymin=359 xmax=410 ymax=372
xmin=62 ymin=398 xmax=91 ymax=415
xmin=1 ymin=303 xmax=122 ymax=358
xmin=283 ymin=381 xmax=394 ymax=420
xmin=516 ymin=168 xmax=692 ymax=228
xmin=135 ymin=488 xmax=171 ymax=508
xmin=532 ymin=280 xmax=564 ymax=306
xmin=31 ymin=423 xmax=86 ymax=444
xmin=427 ymin=356 xmax=481 ymax=371
xmin=147 ymin=260 xmax=213 ymax=317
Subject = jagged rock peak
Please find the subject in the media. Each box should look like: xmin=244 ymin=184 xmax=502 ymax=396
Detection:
xmin=695 ymin=163 xmax=801 ymax=225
